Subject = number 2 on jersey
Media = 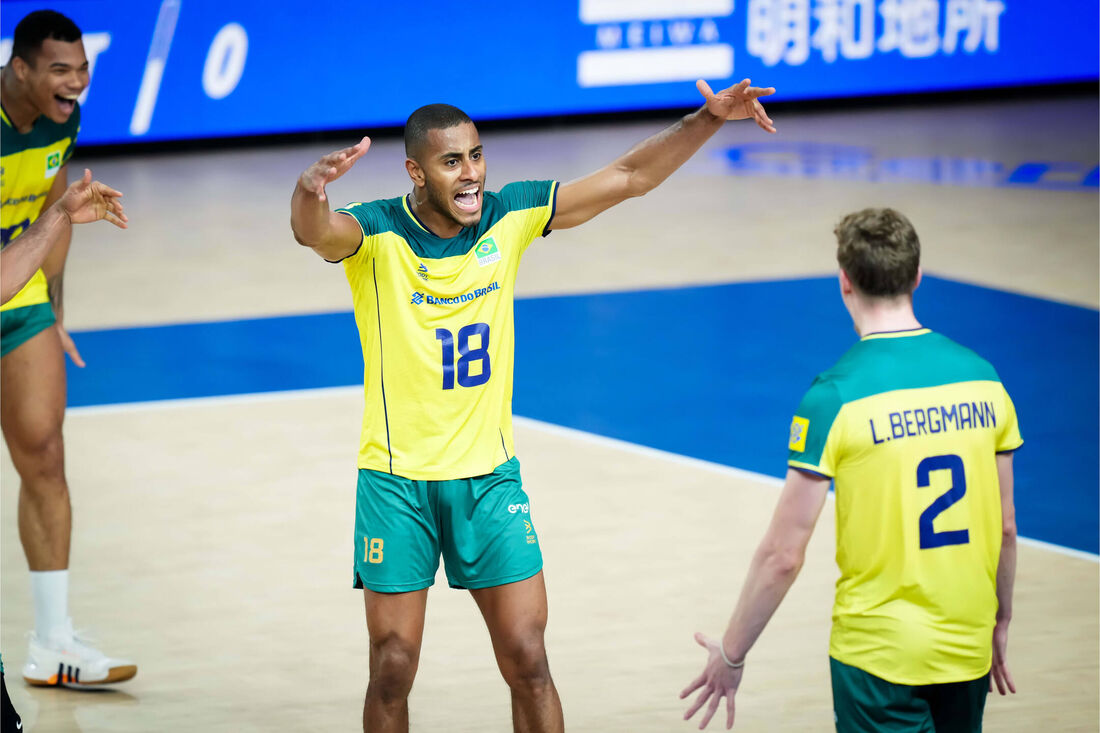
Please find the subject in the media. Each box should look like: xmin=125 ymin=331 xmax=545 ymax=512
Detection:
xmin=435 ymin=323 xmax=491 ymax=390
xmin=916 ymin=454 xmax=970 ymax=549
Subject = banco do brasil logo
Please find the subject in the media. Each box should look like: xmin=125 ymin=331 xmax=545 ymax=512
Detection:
xmin=410 ymin=292 xmax=424 ymax=305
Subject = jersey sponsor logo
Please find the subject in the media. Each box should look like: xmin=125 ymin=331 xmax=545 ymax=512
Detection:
xmin=475 ymin=236 xmax=501 ymax=266
xmin=789 ymin=416 xmax=809 ymax=451
xmin=508 ymin=502 xmax=530 ymax=514
xmin=411 ymin=281 xmax=500 ymax=306
xmin=870 ymin=400 xmax=997 ymax=445
xmin=417 ymin=262 xmax=429 ymax=280
xmin=0 ymin=191 xmax=48 ymax=209
xmin=45 ymin=150 xmax=62 ymax=179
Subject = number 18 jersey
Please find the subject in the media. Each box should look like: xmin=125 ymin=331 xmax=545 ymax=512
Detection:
xmin=787 ymin=328 xmax=1022 ymax=685
xmin=335 ymin=180 xmax=557 ymax=480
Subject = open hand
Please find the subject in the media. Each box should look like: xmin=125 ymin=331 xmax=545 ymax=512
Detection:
xmin=299 ymin=136 xmax=371 ymax=202
xmin=697 ymin=79 xmax=776 ymax=133
xmin=59 ymin=168 xmax=127 ymax=228
xmin=681 ymin=633 xmax=744 ymax=730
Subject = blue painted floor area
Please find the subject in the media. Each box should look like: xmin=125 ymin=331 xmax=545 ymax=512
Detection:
xmin=65 ymin=276 xmax=1098 ymax=554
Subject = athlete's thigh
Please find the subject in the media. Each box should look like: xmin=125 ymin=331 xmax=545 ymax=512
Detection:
xmin=353 ymin=469 xmax=441 ymax=592
xmin=1 ymin=323 xmax=66 ymax=459
xmin=363 ymin=588 xmax=429 ymax=654
xmin=437 ymin=457 xmax=543 ymax=590
xmin=469 ymin=571 xmax=549 ymax=646
xmin=830 ymin=657 xmax=934 ymax=733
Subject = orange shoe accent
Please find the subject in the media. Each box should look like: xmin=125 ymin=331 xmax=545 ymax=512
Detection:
xmin=24 ymin=673 xmax=59 ymax=686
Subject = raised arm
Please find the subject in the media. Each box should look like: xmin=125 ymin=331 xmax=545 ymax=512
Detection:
xmin=2 ymin=168 xmax=127 ymax=306
xmin=990 ymin=451 xmax=1017 ymax=696
xmin=290 ymin=136 xmax=371 ymax=262
xmin=549 ymin=79 xmax=775 ymax=231
xmin=681 ymin=468 xmax=829 ymax=729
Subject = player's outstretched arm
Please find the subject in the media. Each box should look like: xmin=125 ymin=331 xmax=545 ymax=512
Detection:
xmin=990 ymin=451 xmax=1017 ymax=696
xmin=549 ymin=79 xmax=775 ymax=231
xmin=681 ymin=468 xmax=827 ymax=730
xmin=290 ymin=136 xmax=370 ymax=261
xmin=1 ymin=169 xmax=127 ymax=306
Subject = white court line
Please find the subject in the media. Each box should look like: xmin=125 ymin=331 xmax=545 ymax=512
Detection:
xmin=68 ymin=388 xmax=1099 ymax=563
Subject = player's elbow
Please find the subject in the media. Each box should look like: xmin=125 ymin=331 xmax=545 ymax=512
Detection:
xmin=624 ymin=168 xmax=658 ymax=198
xmin=761 ymin=543 xmax=805 ymax=579
xmin=1001 ymin=517 xmax=1017 ymax=544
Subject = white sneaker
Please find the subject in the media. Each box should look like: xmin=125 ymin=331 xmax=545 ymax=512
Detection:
xmin=22 ymin=620 xmax=137 ymax=688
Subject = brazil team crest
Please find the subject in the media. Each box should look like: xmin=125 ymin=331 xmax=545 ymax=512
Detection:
xmin=45 ymin=151 xmax=61 ymax=178
xmin=475 ymin=236 xmax=501 ymax=267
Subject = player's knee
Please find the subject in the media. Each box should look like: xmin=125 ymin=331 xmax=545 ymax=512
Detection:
xmin=368 ymin=635 xmax=419 ymax=703
xmin=499 ymin=632 xmax=552 ymax=692
xmin=13 ymin=428 xmax=66 ymax=485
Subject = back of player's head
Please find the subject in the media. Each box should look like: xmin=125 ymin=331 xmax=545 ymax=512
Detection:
xmin=11 ymin=10 xmax=82 ymax=66
xmin=404 ymin=104 xmax=473 ymax=160
xmin=834 ymin=208 xmax=921 ymax=298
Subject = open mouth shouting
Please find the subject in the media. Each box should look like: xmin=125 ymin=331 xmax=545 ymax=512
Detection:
xmin=54 ymin=92 xmax=79 ymax=117
xmin=454 ymin=185 xmax=481 ymax=213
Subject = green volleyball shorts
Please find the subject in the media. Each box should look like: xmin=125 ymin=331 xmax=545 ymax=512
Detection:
xmin=352 ymin=457 xmax=543 ymax=592
xmin=0 ymin=302 xmax=55 ymax=357
xmin=830 ymin=657 xmax=988 ymax=733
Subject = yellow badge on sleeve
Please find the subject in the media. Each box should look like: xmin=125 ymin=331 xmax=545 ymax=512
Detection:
xmin=788 ymin=416 xmax=809 ymax=452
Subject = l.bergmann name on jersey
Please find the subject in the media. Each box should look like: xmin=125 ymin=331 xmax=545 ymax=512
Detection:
xmin=869 ymin=400 xmax=997 ymax=445
xmin=411 ymin=281 xmax=500 ymax=306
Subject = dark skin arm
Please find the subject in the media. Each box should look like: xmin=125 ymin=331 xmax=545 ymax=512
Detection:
xmin=550 ymin=79 xmax=775 ymax=231
xmin=2 ymin=168 xmax=127 ymax=306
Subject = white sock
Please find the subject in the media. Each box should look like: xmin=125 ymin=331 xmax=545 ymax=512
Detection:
xmin=30 ymin=570 xmax=70 ymax=643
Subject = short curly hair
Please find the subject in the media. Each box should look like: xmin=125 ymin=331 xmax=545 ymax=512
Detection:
xmin=835 ymin=208 xmax=921 ymax=297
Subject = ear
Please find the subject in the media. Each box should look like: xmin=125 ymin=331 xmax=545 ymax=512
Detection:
xmin=912 ymin=266 xmax=922 ymax=292
xmin=11 ymin=55 xmax=30 ymax=81
xmin=405 ymin=158 xmax=425 ymax=187
xmin=838 ymin=269 xmax=854 ymax=296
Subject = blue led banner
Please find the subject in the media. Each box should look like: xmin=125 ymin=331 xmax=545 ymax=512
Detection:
xmin=2 ymin=0 xmax=1096 ymax=145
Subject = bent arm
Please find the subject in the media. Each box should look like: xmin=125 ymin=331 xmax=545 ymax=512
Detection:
xmin=1 ymin=205 xmax=71 ymax=305
xmin=720 ymin=469 xmax=830 ymax=663
xmin=290 ymin=137 xmax=371 ymax=262
xmin=994 ymin=452 xmax=1017 ymax=622
xmin=290 ymin=182 xmax=362 ymax=261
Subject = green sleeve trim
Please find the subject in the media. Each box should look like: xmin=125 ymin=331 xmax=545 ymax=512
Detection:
xmin=787 ymin=378 xmax=843 ymax=467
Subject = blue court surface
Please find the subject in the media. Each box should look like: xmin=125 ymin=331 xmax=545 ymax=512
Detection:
xmin=66 ymin=275 xmax=1098 ymax=554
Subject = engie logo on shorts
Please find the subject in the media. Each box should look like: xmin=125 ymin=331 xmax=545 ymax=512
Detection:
xmin=508 ymin=502 xmax=530 ymax=514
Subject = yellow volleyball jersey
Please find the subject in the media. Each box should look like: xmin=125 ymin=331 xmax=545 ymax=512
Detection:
xmin=787 ymin=328 xmax=1023 ymax=685
xmin=335 ymin=180 xmax=557 ymax=480
xmin=0 ymin=102 xmax=80 ymax=311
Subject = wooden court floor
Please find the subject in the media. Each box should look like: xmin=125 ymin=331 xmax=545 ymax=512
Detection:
xmin=2 ymin=95 xmax=1097 ymax=731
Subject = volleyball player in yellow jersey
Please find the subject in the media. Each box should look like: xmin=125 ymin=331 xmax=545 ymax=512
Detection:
xmin=291 ymin=80 xmax=776 ymax=732
xmin=2 ymin=10 xmax=137 ymax=689
xmin=683 ymin=209 xmax=1021 ymax=732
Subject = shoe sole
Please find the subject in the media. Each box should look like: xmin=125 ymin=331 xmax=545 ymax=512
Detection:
xmin=23 ymin=664 xmax=137 ymax=687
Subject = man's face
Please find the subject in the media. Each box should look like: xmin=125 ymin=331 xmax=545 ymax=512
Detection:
xmin=16 ymin=38 xmax=89 ymax=123
xmin=418 ymin=122 xmax=486 ymax=229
